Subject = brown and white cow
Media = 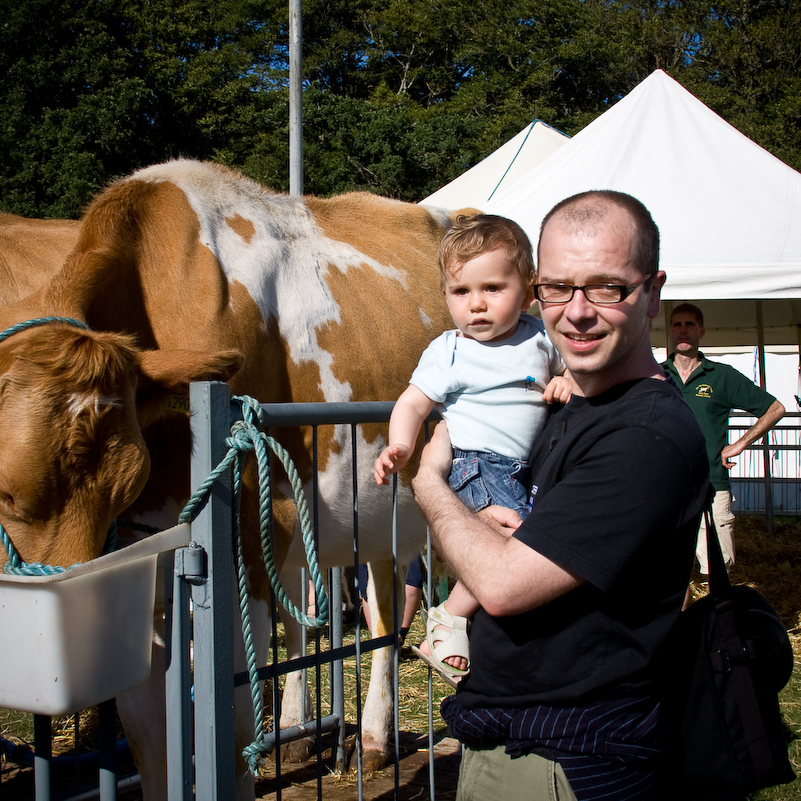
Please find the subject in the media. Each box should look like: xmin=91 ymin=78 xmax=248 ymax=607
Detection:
xmin=0 ymin=160 xmax=468 ymax=798
xmin=0 ymin=213 xmax=80 ymax=303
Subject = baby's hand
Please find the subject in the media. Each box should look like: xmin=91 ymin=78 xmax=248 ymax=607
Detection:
xmin=374 ymin=444 xmax=412 ymax=486
xmin=543 ymin=375 xmax=573 ymax=405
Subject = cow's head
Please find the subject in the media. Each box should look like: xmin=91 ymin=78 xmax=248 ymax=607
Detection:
xmin=0 ymin=322 xmax=241 ymax=569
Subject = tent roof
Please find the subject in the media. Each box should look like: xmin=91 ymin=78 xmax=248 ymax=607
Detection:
xmin=485 ymin=70 xmax=801 ymax=306
xmin=420 ymin=121 xmax=568 ymax=211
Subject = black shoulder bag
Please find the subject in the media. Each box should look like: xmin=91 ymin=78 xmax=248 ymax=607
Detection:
xmin=668 ymin=508 xmax=796 ymax=799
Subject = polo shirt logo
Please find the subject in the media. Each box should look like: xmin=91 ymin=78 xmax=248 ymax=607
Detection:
xmin=695 ymin=383 xmax=713 ymax=399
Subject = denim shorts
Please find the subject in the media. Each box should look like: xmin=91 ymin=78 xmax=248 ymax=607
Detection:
xmin=449 ymin=449 xmax=531 ymax=518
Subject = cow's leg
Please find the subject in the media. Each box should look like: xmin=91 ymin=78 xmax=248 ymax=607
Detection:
xmin=359 ymin=558 xmax=404 ymax=772
xmin=275 ymin=566 xmax=315 ymax=763
xmin=116 ymin=625 xmax=168 ymax=801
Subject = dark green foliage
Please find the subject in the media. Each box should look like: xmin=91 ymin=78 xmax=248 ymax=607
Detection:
xmin=0 ymin=0 xmax=285 ymax=216
xmin=0 ymin=0 xmax=799 ymax=218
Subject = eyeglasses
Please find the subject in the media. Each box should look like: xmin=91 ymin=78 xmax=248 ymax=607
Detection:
xmin=532 ymin=274 xmax=654 ymax=305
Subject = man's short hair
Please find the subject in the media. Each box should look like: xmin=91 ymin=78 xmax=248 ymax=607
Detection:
xmin=538 ymin=190 xmax=659 ymax=276
xmin=439 ymin=214 xmax=534 ymax=288
xmin=670 ymin=302 xmax=704 ymax=327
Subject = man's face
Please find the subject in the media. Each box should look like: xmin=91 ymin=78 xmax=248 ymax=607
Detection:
xmin=537 ymin=210 xmax=664 ymax=396
xmin=669 ymin=312 xmax=704 ymax=355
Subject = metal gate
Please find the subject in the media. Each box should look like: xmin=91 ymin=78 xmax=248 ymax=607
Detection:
xmin=164 ymin=381 xmax=442 ymax=801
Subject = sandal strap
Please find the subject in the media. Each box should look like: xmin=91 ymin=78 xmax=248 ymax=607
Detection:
xmin=424 ymin=601 xmax=470 ymax=675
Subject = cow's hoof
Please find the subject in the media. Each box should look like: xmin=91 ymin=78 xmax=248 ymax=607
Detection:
xmin=360 ymin=748 xmax=390 ymax=774
xmin=280 ymin=737 xmax=315 ymax=763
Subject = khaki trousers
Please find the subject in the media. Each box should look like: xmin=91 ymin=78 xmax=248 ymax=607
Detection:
xmin=696 ymin=489 xmax=735 ymax=573
xmin=456 ymin=744 xmax=577 ymax=801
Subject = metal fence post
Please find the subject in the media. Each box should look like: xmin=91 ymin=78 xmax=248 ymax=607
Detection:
xmin=189 ymin=381 xmax=236 ymax=801
xmin=166 ymin=546 xmax=194 ymax=801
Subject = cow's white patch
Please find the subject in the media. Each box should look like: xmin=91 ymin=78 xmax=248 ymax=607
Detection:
xmin=281 ymin=422 xmax=426 ymax=570
xmin=129 ymin=161 xmax=415 ymax=404
xmin=68 ymin=392 xmax=119 ymax=418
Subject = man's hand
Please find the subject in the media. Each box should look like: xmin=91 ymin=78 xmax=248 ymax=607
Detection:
xmin=720 ymin=400 xmax=785 ymax=469
xmin=478 ymin=505 xmax=523 ymax=537
xmin=415 ymin=420 xmax=453 ymax=481
xmin=720 ymin=443 xmax=742 ymax=469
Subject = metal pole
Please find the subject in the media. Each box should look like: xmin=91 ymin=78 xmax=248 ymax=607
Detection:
xmin=289 ymin=0 xmax=303 ymax=196
xmin=190 ymin=381 xmax=236 ymax=801
xmin=33 ymin=715 xmax=51 ymax=801
xmin=756 ymin=301 xmax=774 ymax=532
xmin=165 ymin=548 xmax=194 ymax=801
xmin=97 ymin=699 xmax=117 ymax=801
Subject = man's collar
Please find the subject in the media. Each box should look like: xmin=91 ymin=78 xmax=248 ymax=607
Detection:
xmin=667 ymin=349 xmax=706 ymax=375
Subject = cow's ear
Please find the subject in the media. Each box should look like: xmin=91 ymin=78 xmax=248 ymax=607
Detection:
xmin=450 ymin=207 xmax=482 ymax=221
xmin=136 ymin=349 xmax=244 ymax=425
xmin=138 ymin=349 xmax=243 ymax=387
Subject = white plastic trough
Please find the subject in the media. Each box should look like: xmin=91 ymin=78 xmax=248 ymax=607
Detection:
xmin=0 ymin=523 xmax=191 ymax=716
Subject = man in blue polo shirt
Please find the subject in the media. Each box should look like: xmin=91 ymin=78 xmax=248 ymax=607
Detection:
xmin=662 ymin=303 xmax=785 ymax=572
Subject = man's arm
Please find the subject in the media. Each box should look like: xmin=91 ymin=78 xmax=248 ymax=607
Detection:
xmin=721 ymin=399 xmax=785 ymax=468
xmin=411 ymin=422 xmax=584 ymax=617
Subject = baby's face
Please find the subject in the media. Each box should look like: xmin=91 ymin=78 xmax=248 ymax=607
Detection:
xmin=443 ymin=249 xmax=534 ymax=343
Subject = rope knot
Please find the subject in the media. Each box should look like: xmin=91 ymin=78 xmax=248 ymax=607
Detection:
xmin=226 ymin=419 xmax=258 ymax=453
xmin=241 ymin=741 xmax=271 ymax=773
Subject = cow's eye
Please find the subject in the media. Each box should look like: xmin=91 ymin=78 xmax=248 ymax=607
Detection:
xmin=0 ymin=491 xmax=18 ymax=515
xmin=0 ymin=491 xmax=30 ymax=522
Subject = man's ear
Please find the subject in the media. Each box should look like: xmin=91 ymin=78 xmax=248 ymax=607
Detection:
xmin=646 ymin=271 xmax=667 ymax=319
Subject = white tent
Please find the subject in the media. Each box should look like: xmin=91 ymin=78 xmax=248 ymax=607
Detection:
xmin=421 ymin=120 xmax=569 ymax=211
xmin=484 ymin=70 xmax=801 ymax=348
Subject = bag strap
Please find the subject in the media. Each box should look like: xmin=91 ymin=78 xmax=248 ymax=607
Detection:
xmin=704 ymin=504 xmax=731 ymax=599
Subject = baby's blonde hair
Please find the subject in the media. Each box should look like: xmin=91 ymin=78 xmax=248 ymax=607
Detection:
xmin=438 ymin=214 xmax=534 ymax=289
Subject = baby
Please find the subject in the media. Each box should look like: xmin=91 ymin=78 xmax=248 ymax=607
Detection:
xmin=373 ymin=213 xmax=570 ymax=685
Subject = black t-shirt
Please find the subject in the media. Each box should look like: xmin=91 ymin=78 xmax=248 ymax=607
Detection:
xmin=457 ymin=378 xmax=710 ymax=710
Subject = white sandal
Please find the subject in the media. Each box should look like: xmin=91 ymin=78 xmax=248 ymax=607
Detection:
xmin=411 ymin=602 xmax=470 ymax=688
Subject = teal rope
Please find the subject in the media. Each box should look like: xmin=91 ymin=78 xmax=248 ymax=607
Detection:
xmin=1 ymin=519 xmax=118 ymax=576
xmin=178 ymin=394 xmax=328 ymax=627
xmin=177 ymin=393 xmax=328 ymax=773
xmin=0 ymin=521 xmax=78 ymax=575
xmin=0 ymin=316 xmax=89 ymax=344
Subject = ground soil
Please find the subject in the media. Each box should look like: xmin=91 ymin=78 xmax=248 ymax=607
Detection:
xmin=0 ymin=731 xmax=460 ymax=800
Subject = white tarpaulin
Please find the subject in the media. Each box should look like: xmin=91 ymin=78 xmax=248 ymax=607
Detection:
xmin=483 ymin=70 xmax=801 ymax=346
xmin=421 ymin=120 xmax=568 ymax=211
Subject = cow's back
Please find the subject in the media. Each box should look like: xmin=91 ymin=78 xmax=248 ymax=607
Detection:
xmin=0 ymin=214 xmax=80 ymax=304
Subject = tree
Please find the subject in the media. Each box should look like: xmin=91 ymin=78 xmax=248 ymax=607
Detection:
xmin=0 ymin=0 xmax=283 ymax=217
xmin=1 ymin=0 xmax=799 ymax=215
xmin=684 ymin=0 xmax=801 ymax=170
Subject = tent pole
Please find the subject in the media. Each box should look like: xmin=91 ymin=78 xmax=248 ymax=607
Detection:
xmin=796 ymin=326 xmax=801 ymax=410
xmin=756 ymin=301 xmax=774 ymax=533
xmin=663 ymin=301 xmax=673 ymax=354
